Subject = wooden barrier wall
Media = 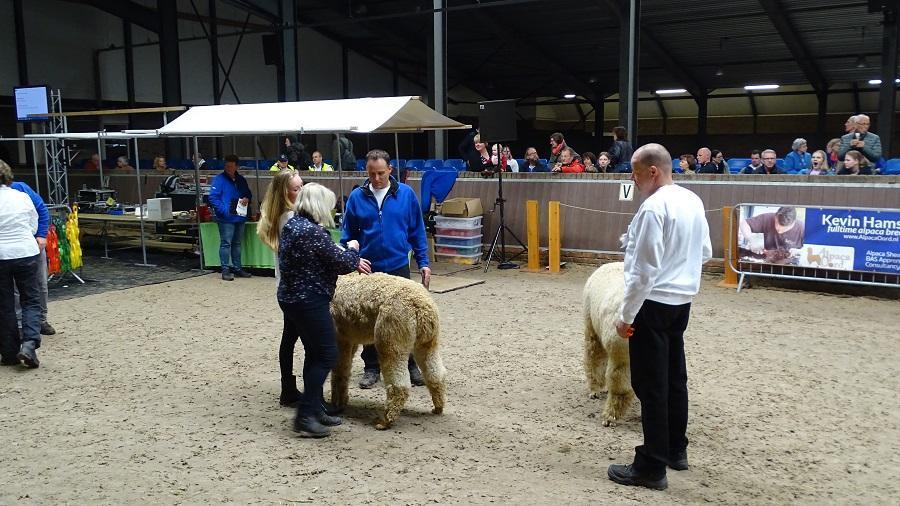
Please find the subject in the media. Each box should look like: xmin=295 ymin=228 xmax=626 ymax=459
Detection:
xmin=15 ymin=169 xmax=900 ymax=259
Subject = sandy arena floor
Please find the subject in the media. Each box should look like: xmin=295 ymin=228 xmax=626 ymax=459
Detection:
xmin=1 ymin=263 xmax=898 ymax=504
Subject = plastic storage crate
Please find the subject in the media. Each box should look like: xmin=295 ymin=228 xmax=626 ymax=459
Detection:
xmin=435 ymin=244 xmax=482 ymax=256
xmin=434 ymin=252 xmax=482 ymax=265
xmin=434 ymin=215 xmax=483 ymax=228
xmin=433 ymin=234 xmax=482 ymax=247
xmin=434 ymin=226 xmax=481 ymax=237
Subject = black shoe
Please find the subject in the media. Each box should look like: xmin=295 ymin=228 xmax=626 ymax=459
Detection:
xmin=669 ymin=450 xmax=689 ymax=471
xmin=16 ymin=342 xmax=39 ymax=369
xmin=233 ymin=269 xmax=252 ymax=278
xmin=279 ymin=376 xmax=303 ymax=407
xmin=221 ymin=270 xmax=234 ymax=281
xmin=358 ymin=369 xmax=380 ymax=389
xmin=409 ymin=366 xmax=425 ymax=387
xmin=0 ymin=357 xmax=20 ymax=366
xmin=40 ymin=321 xmax=56 ymax=336
xmin=607 ymin=464 xmax=668 ymax=490
xmin=322 ymin=401 xmax=343 ymax=416
xmin=316 ymin=411 xmax=343 ymax=427
xmin=293 ymin=415 xmax=330 ymax=438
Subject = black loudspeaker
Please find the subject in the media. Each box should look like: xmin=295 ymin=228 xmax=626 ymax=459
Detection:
xmin=478 ymin=99 xmax=517 ymax=143
xmin=262 ymin=34 xmax=279 ymax=66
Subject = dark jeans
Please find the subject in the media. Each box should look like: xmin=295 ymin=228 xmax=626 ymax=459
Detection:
xmin=629 ymin=299 xmax=691 ymax=476
xmin=217 ymin=221 xmax=245 ymax=271
xmin=280 ymin=296 xmax=337 ymax=417
xmin=361 ymin=264 xmax=418 ymax=373
xmin=0 ymin=254 xmax=42 ymax=360
xmin=15 ymin=247 xmax=49 ymax=325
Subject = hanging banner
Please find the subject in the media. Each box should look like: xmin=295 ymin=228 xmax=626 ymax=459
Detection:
xmin=737 ymin=204 xmax=900 ymax=274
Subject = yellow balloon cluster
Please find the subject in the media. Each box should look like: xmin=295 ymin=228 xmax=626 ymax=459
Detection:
xmin=67 ymin=204 xmax=83 ymax=269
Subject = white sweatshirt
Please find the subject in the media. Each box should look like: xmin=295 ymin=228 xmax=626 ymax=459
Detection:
xmin=619 ymin=183 xmax=712 ymax=324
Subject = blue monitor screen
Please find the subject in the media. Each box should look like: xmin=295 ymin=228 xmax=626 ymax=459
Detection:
xmin=14 ymin=86 xmax=50 ymax=122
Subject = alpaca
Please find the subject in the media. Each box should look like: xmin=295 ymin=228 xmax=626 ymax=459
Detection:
xmin=582 ymin=262 xmax=634 ymax=426
xmin=806 ymin=247 xmax=824 ymax=267
xmin=330 ymin=273 xmax=446 ymax=430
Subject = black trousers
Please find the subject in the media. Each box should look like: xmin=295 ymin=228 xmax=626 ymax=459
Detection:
xmin=0 ymin=254 xmax=42 ymax=361
xmin=629 ymin=299 xmax=691 ymax=475
xmin=279 ymin=296 xmax=336 ymax=417
xmin=361 ymin=265 xmax=418 ymax=373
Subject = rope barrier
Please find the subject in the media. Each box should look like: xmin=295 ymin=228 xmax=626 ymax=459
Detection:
xmin=558 ymin=202 xmax=727 ymax=216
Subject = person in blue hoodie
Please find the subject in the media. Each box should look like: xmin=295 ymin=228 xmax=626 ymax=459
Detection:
xmin=208 ymin=154 xmax=253 ymax=281
xmin=341 ymin=149 xmax=430 ymax=390
xmin=10 ymin=176 xmax=55 ymax=337
xmin=783 ymin=138 xmax=811 ymax=173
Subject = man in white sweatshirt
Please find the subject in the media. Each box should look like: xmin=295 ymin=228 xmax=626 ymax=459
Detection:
xmin=608 ymin=143 xmax=712 ymax=491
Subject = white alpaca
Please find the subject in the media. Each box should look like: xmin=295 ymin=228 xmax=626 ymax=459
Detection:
xmin=582 ymin=262 xmax=633 ymax=426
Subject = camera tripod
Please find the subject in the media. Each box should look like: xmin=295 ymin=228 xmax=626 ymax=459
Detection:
xmin=484 ymin=143 xmax=526 ymax=272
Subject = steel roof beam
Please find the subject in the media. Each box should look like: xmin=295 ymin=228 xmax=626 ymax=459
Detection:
xmin=758 ymin=0 xmax=828 ymax=93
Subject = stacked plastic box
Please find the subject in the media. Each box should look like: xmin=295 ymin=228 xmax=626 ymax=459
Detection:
xmin=433 ymin=215 xmax=483 ymax=265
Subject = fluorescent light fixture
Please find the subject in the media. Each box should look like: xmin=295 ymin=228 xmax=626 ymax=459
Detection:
xmin=563 ymin=94 xmax=576 ymax=99
xmin=868 ymin=79 xmax=900 ymax=85
xmin=655 ymin=88 xmax=687 ymax=94
xmin=744 ymin=84 xmax=779 ymax=90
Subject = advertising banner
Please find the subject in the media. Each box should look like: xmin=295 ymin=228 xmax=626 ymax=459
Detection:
xmin=737 ymin=205 xmax=900 ymax=275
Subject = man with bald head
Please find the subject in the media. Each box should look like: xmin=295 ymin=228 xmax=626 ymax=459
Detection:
xmin=838 ymin=113 xmax=881 ymax=166
xmin=694 ymin=147 xmax=720 ymax=174
xmin=607 ymin=143 xmax=712 ymax=491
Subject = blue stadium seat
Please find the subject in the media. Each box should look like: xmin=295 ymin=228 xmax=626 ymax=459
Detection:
xmin=424 ymin=159 xmax=444 ymax=171
xmin=406 ymin=159 xmax=425 ymax=171
xmin=239 ymin=159 xmax=258 ymax=169
xmin=775 ymin=158 xmax=785 ymax=169
xmin=138 ymin=159 xmax=152 ymax=170
xmin=174 ymin=159 xmax=193 ymax=170
xmin=443 ymin=158 xmax=465 ymax=171
xmin=516 ymin=158 xmax=526 ymax=168
xmin=883 ymin=158 xmax=900 ymax=175
xmin=356 ymin=159 xmax=366 ymax=171
xmin=209 ymin=159 xmax=225 ymax=170
xmin=539 ymin=158 xmax=548 ymax=166
xmin=727 ymin=158 xmax=749 ymax=174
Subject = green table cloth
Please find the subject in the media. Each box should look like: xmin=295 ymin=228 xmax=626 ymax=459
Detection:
xmin=200 ymin=222 xmax=341 ymax=269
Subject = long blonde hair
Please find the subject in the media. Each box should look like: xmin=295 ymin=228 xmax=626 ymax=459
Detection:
xmin=295 ymin=182 xmax=336 ymax=228
xmin=257 ymin=169 xmax=301 ymax=250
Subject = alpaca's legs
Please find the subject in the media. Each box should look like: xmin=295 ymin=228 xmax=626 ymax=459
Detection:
xmin=331 ymin=342 xmax=358 ymax=411
xmin=413 ymin=341 xmax=446 ymax=415
xmin=584 ymin=320 xmax=608 ymax=398
xmin=374 ymin=342 xmax=410 ymax=430
xmin=603 ymin=345 xmax=634 ymax=427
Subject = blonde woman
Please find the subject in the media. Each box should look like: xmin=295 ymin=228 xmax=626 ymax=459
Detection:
xmin=279 ymin=183 xmax=368 ymax=437
xmin=809 ymin=150 xmax=830 ymax=175
xmin=257 ymin=169 xmax=304 ymax=407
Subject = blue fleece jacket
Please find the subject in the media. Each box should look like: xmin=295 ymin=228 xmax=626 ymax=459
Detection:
xmin=783 ymin=151 xmax=811 ymax=172
xmin=341 ymin=177 xmax=429 ymax=273
xmin=11 ymin=182 xmax=49 ymax=238
xmin=208 ymin=171 xmax=252 ymax=223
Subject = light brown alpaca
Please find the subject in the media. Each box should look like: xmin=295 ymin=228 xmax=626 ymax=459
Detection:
xmin=330 ymin=273 xmax=446 ymax=430
xmin=583 ymin=262 xmax=634 ymax=426
xmin=806 ymin=247 xmax=824 ymax=267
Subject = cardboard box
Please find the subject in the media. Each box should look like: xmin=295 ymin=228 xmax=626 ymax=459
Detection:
xmin=146 ymin=198 xmax=173 ymax=220
xmin=440 ymin=197 xmax=483 ymax=218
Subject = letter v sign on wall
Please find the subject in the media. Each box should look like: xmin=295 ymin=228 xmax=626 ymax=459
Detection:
xmin=619 ymin=182 xmax=634 ymax=201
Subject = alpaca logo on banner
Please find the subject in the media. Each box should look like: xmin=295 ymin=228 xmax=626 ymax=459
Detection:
xmin=619 ymin=182 xmax=634 ymax=201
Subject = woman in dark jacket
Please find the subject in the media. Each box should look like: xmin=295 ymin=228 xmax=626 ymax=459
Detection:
xmin=607 ymin=126 xmax=634 ymax=173
xmin=278 ymin=182 xmax=370 ymax=438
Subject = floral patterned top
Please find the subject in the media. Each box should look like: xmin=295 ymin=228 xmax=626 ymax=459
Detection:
xmin=277 ymin=213 xmax=359 ymax=304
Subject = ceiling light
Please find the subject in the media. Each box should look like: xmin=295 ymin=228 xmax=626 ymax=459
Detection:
xmin=655 ymin=89 xmax=687 ymax=94
xmin=563 ymin=94 xmax=576 ymax=99
xmin=744 ymin=84 xmax=779 ymax=90
xmin=868 ymin=79 xmax=900 ymax=85
xmin=856 ymin=55 xmax=868 ymax=68
xmin=715 ymin=67 xmax=724 ymax=77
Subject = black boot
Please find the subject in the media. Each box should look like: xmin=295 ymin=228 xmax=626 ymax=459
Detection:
xmin=409 ymin=365 xmax=425 ymax=387
xmin=607 ymin=464 xmax=667 ymax=490
xmin=279 ymin=376 xmax=302 ymax=407
xmin=358 ymin=369 xmax=380 ymax=389
xmin=316 ymin=410 xmax=343 ymax=427
xmin=293 ymin=414 xmax=330 ymax=438
xmin=17 ymin=341 xmax=39 ymax=369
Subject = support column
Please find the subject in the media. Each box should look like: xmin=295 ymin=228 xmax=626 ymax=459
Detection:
xmin=593 ymin=96 xmax=605 ymax=140
xmin=14 ymin=0 xmax=29 ymax=164
xmin=123 ymin=21 xmax=136 ymax=129
xmin=427 ymin=0 xmax=448 ymax=158
xmin=696 ymin=94 xmax=708 ymax=148
xmin=816 ymin=92 xmax=828 ymax=149
xmin=209 ymin=0 xmax=222 ymax=158
xmin=342 ymin=45 xmax=349 ymax=99
xmin=281 ymin=0 xmax=298 ymax=101
xmin=618 ymin=0 xmax=640 ymax=144
xmin=878 ymin=6 xmax=899 ymax=158
xmin=158 ymin=0 xmax=183 ymax=156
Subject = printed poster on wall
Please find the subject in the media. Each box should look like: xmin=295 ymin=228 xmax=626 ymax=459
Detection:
xmin=737 ymin=205 xmax=900 ymax=274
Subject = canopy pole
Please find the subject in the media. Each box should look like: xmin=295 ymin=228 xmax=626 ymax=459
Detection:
xmin=254 ymin=135 xmax=261 ymax=216
xmin=96 ymin=134 xmax=104 ymax=188
xmin=133 ymin=137 xmax=154 ymax=267
xmin=337 ymin=133 xmax=344 ymax=213
xmin=394 ymin=133 xmax=400 ymax=181
xmin=193 ymin=136 xmax=208 ymax=272
xmin=30 ymin=140 xmax=39 ymax=195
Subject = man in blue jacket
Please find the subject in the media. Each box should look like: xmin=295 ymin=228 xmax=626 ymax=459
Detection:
xmin=208 ymin=154 xmax=253 ymax=281
xmin=11 ymin=179 xmax=55 ymax=336
xmin=520 ymin=147 xmax=549 ymax=173
xmin=341 ymin=149 xmax=431 ymax=389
